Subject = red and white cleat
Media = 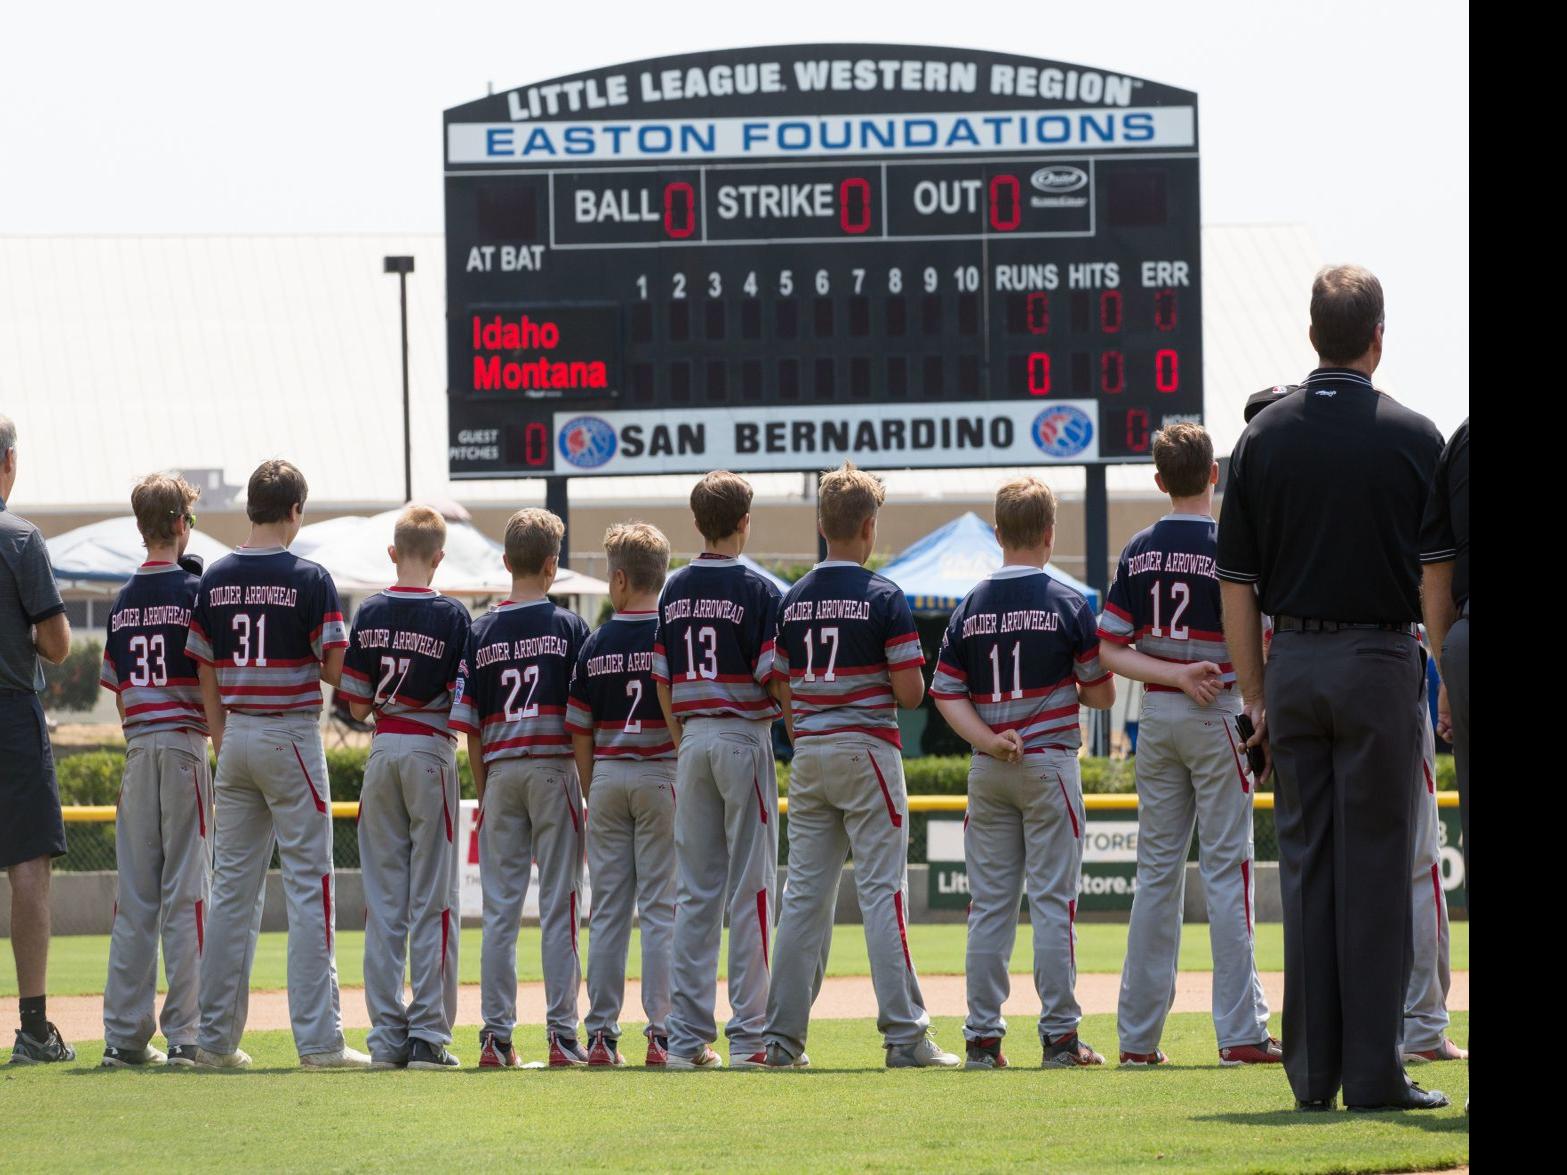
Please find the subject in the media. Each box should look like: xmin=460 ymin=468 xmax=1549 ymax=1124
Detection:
xmin=586 ymin=1031 xmax=626 ymax=1068
xmin=1404 ymin=1038 xmax=1468 ymax=1063
xmin=548 ymin=1032 xmax=589 ymax=1067
xmin=478 ymin=1033 xmax=519 ymax=1069
xmin=645 ymin=1035 xmax=670 ymax=1067
xmin=1219 ymin=1037 xmax=1284 ymax=1066
xmin=1118 ymin=1049 xmax=1170 ymax=1067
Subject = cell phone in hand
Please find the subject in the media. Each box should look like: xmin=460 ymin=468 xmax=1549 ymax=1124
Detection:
xmin=1233 ymin=713 xmax=1267 ymax=778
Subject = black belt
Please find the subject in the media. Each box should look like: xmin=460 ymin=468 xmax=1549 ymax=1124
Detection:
xmin=1273 ymin=616 xmax=1418 ymax=635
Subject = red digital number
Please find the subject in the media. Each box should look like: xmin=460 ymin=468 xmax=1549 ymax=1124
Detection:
xmin=1100 ymin=290 xmax=1122 ymax=333
xmin=1027 ymin=352 xmax=1051 ymax=396
xmin=663 ymin=182 xmax=695 ymax=239
xmin=989 ymin=174 xmax=1021 ymax=232
xmin=1100 ymin=351 xmax=1124 ymax=394
xmin=1155 ymin=349 xmax=1179 ymax=393
xmin=840 ymin=177 xmax=872 ymax=234
xmin=1126 ymin=409 xmax=1150 ymax=453
xmin=1026 ymin=291 xmax=1050 ymax=335
xmin=1154 ymin=288 xmax=1178 ymax=332
xmin=524 ymin=422 xmax=549 ymax=466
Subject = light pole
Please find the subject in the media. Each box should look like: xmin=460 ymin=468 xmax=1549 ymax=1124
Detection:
xmin=383 ymin=255 xmax=416 ymax=504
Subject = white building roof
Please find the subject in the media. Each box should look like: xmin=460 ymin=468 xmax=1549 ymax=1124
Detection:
xmin=0 ymin=226 xmax=1319 ymax=512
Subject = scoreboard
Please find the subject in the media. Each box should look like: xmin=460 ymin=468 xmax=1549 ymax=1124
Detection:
xmin=445 ymin=45 xmax=1200 ymax=478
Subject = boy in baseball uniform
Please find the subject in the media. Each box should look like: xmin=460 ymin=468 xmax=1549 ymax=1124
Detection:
xmin=451 ymin=508 xmax=590 ymax=1069
xmin=1100 ymin=424 xmax=1277 ymax=1067
xmin=763 ymin=463 xmax=954 ymax=1069
xmin=187 ymin=460 xmax=366 ymax=1069
xmin=566 ymin=523 xmax=677 ymax=1068
xmin=99 ymin=474 xmax=211 ymax=1068
xmin=653 ymin=471 xmax=783 ymax=1070
xmin=931 ymin=477 xmax=1115 ymax=1069
xmin=338 ymin=506 xmax=471 ymax=1070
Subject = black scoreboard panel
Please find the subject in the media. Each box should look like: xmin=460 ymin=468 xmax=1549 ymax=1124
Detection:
xmin=446 ymin=46 xmax=1200 ymax=477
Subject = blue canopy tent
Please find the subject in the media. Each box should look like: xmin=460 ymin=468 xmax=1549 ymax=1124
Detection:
xmin=737 ymin=554 xmax=791 ymax=593
xmin=878 ymin=511 xmax=1101 ymax=614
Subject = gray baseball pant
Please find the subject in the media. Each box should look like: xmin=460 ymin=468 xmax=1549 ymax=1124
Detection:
xmin=1442 ymin=612 xmax=1469 ymax=893
xmin=766 ymin=734 xmax=928 ymax=1056
xmin=1404 ymin=701 xmax=1452 ymax=1053
xmin=103 ymin=727 xmax=212 ymax=1052
xmin=1116 ymin=691 xmax=1270 ymax=1053
xmin=964 ymin=747 xmax=1086 ymax=1044
xmin=585 ymin=758 xmax=677 ymax=1042
xmin=197 ymin=713 xmax=345 ymax=1058
xmin=479 ymin=756 xmax=583 ymax=1044
xmin=358 ymin=735 xmax=461 ymax=1061
xmin=666 ymin=717 xmax=777 ymax=1061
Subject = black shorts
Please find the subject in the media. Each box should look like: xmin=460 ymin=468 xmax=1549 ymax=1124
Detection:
xmin=0 ymin=691 xmax=66 ymax=869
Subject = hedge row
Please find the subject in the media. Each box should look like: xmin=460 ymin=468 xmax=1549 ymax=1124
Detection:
xmin=53 ymin=746 xmax=1458 ymax=807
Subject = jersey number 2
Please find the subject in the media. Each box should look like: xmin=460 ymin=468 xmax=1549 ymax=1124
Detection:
xmin=1149 ymin=580 xmax=1191 ymax=639
xmin=374 ymin=656 xmax=411 ymax=706
xmin=501 ymin=665 xmax=541 ymax=721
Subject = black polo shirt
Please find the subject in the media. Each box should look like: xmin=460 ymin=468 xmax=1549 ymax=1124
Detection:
xmin=1216 ymin=368 xmax=1445 ymax=623
xmin=1419 ymin=418 xmax=1469 ymax=610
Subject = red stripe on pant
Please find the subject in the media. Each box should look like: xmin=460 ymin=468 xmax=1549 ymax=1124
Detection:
xmin=870 ymin=756 xmax=903 ymax=829
xmin=1056 ymin=775 xmax=1080 ymax=838
xmin=1241 ymin=860 xmax=1253 ymax=936
xmin=1430 ymin=864 xmax=1442 ymax=939
xmin=441 ymin=908 xmax=451 ymax=976
xmin=1222 ymin=720 xmax=1252 ymax=794
xmin=1423 ymin=760 xmax=1435 ymax=794
xmin=442 ymin=772 xmax=453 ymax=843
xmin=322 ymin=875 xmax=333 ymax=950
xmin=294 ymin=744 xmax=327 ymax=813
xmin=893 ymin=892 xmax=912 ymax=970
xmin=1067 ymin=898 xmax=1077 ymax=967
xmin=753 ymin=774 xmax=769 ymax=825
xmin=195 ymin=898 xmax=204 ymax=955
xmin=757 ymin=890 xmax=770 ymax=972
xmin=191 ymin=766 xmax=206 ymax=839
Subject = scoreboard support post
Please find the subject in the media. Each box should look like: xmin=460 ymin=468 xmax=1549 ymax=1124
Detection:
xmin=1085 ymin=463 xmax=1111 ymax=757
xmin=546 ymin=476 xmax=570 ymax=574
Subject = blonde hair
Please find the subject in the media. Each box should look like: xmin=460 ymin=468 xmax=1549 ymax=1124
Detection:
xmin=689 ymin=471 xmax=753 ymax=541
xmin=817 ymin=462 xmax=886 ymax=541
xmin=994 ymin=477 xmax=1057 ymax=549
xmin=131 ymin=473 xmax=200 ymax=545
xmin=604 ymin=522 xmax=670 ymax=594
xmin=504 ymin=508 xmax=565 ymax=575
xmin=393 ymin=505 xmax=447 ymax=563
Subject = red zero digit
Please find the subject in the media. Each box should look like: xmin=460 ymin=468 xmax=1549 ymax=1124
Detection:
xmin=663 ymin=182 xmax=695 ymax=239
xmin=1027 ymin=291 xmax=1050 ymax=335
xmin=1154 ymin=288 xmax=1178 ymax=332
xmin=1027 ymin=352 xmax=1051 ymax=396
xmin=989 ymin=175 xmax=1022 ymax=231
xmin=524 ymin=422 xmax=549 ymax=466
xmin=1100 ymin=350 xmax=1124 ymax=394
xmin=1126 ymin=408 xmax=1150 ymax=452
xmin=1155 ymin=349 xmax=1179 ymax=392
xmin=840 ymin=177 xmax=871 ymax=234
xmin=1099 ymin=290 xmax=1122 ymax=333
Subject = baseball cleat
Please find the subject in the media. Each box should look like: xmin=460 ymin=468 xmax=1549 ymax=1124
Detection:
xmin=165 ymin=1044 xmax=199 ymax=1068
xmin=1404 ymin=1038 xmax=1468 ymax=1063
xmin=300 ymin=1046 xmax=373 ymax=1070
xmin=886 ymin=1035 xmax=960 ymax=1068
xmin=763 ymin=1043 xmax=810 ymax=1069
xmin=8 ymin=1024 xmax=76 ymax=1065
xmin=645 ymin=1035 xmax=670 ymax=1067
xmin=665 ymin=1046 xmax=723 ymax=1070
xmin=194 ymin=1047 xmax=251 ymax=1069
xmin=548 ymin=1033 xmax=589 ymax=1067
xmin=965 ymin=1038 xmax=1008 ymax=1069
xmin=729 ymin=1050 xmax=769 ymax=1070
xmin=1118 ymin=1049 xmax=1169 ymax=1067
xmin=101 ymin=1044 xmax=168 ymax=1068
xmin=478 ymin=1033 xmax=519 ymax=1069
xmin=586 ymin=1032 xmax=625 ymax=1068
xmin=1347 ymin=1081 xmax=1449 ymax=1112
xmin=1219 ymin=1037 xmax=1283 ymax=1066
xmin=408 ymin=1041 xmax=461 ymax=1070
xmin=1041 ymin=1034 xmax=1105 ymax=1068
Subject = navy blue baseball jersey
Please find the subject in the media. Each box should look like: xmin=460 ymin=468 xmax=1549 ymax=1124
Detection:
xmin=651 ymin=554 xmax=781 ymax=721
xmin=338 ymin=587 xmax=472 ymax=739
xmin=930 ymin=566 xmax=1108 ymax=753
xmin=449 ymin=598 xmax=590 ymax=764
xmin=565 ymin=610 xmax=674 ymax=759
xmin=185 ymin=546 xmax=347 ymax=715
xmin=1097 ymin=514 xmax=1232 ymax=693
xmin=771 ymin=561 xmax=924 ymax=746
xmin=99 ymin=561 xmax=207 ymax=739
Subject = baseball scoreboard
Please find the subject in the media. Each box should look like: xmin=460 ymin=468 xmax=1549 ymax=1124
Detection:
xmin=445 ymin=45 xmax=1200 ymax=478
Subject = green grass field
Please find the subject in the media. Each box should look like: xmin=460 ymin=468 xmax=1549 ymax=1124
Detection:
xmin=1 ymin=921 xmax=1470 ymax=999
xmin=1 ymin=1013 xmax=1469 ymax=1172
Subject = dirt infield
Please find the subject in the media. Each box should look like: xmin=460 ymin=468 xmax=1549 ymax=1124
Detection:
xmin=6 ymin=970 xmax=1467 ymax=1044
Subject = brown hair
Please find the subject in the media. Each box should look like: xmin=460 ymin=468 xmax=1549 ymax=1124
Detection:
xmin=131 ymin=473 xmax=200 ymax=545
xmin=817 ymin=462 xmax=886 ymax=542
xmin=246 ymin=459 xmax=308 ymax=524
xmin=1152 ymin=422 xmax=1214 ymax=498
xmin=504 ymin=508 xmax=564 ymax=575
xmin=1310 ymin=264 xmax=1384 ymax=364
xmin=604 ymin=522 xmax=670 ymax=594
xmin=689 ymin=471 xmax=753 ymax=542
xmin=994 ymin=477 xmax=1057 ymax=549
xmin=393 ymin=505 xmax=447 ymax=563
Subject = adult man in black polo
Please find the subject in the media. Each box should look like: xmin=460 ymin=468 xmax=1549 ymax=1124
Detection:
xmin=0 ymin=414 xmax=76 ymax=1064
xmin=1216 ymin=267 xmax=1448 ymax=1112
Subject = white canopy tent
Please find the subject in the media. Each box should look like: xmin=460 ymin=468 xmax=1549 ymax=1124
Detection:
xmin=46 ymin=516 xmax=233 ymax=591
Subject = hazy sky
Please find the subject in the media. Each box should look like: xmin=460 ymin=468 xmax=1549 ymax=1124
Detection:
xmin=0 ymin=0 xmax=1468 ymax=434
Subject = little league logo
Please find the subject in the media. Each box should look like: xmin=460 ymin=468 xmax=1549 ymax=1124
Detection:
xmin=1031 ymin=405 xmax=1094 ymax=459
xmin=558 ymin=416 xmax=617 ymax=469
